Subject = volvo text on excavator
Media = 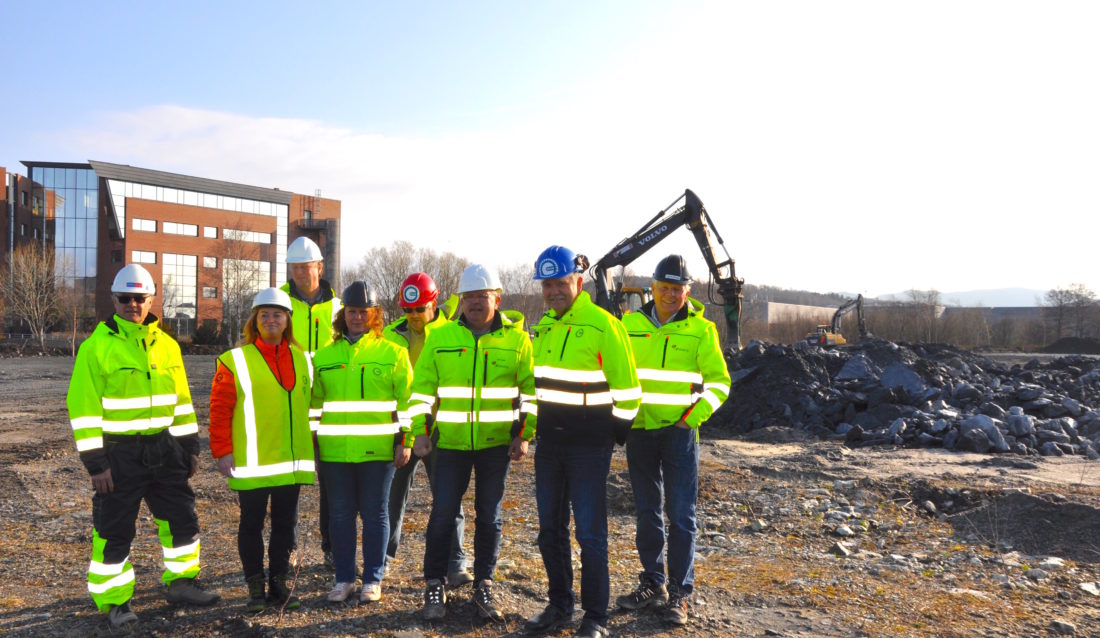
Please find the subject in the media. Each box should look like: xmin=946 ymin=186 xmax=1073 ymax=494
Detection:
xmin=805 ymin=294 xmax=868 ymax=346
xmin=590 ymin=189 xmax=745 ymax=349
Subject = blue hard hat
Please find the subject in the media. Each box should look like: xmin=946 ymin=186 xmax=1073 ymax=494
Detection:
xmin=533 ymin=245 xmax=584 ymax=280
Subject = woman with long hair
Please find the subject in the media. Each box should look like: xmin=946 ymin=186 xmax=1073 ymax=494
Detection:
xmin=312 ymin=281 xmax=413 ymax=604
xmin=209 ymin=287 xmax=315 ymax=613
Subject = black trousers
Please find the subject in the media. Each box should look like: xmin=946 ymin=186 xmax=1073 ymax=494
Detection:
xmin=93 ymin=431 xmax=199 ymax=567
xmin=237 ymin=484 xmax=302 ymax=581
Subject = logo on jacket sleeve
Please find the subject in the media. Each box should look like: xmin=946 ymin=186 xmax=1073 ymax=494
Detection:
xmin=402 ymin=285 xmax=420 ymax=304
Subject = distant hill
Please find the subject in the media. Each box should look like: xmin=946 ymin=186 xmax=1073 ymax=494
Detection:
xmin=875 ymin=288 xmax=1046 ymax=307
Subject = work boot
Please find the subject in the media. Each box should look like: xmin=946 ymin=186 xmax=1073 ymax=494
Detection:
xmin=165 ymin=578 xmax=221 ymax=606
xmin=268 ymin=573 xmax=300 ymax=610
xmin=572 ymin=619 xmax=609 ymax=638
xmin=245 ymin=575 xmax=265 ymax=613
xmin=447 ymin=567 xmax=474 ymax=587
xmin=523 ymin=603 xmax=571 ymax=632
xmin=473 ymin=579 xmax=504 ymax=622
xmin=660 ymin=592 xmax=689 ymax=625
xmin=615 ymin=574 xmax=668 ymax=610
xmin=422 ymin=578 xmax=446 ymax=620
xmin=106 ymin=602 xmax=138 ymax=634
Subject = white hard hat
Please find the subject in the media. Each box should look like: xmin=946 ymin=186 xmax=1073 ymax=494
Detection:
xmin=251 ymin=287 xmax=293 ymax=312
xmin=458 ymin=263 xmax=503 ymax=294
xmin=286 ymin=236 xmax=323 ymax=263
xmin=111 ymin=264 xmax=157 ymax=296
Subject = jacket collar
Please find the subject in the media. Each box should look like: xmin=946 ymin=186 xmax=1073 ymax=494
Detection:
xmin=251 ymin=337 xmax=287 ymax=355
xmin=106 ymin=313 xmax=160 ymax=336
xmin=638 ymin=297 xmax=699 ymax=328
xmin=286 ymin=279 xmax=334 ymax=304
xmin=457 ymin=310 xmax=504 ymax=334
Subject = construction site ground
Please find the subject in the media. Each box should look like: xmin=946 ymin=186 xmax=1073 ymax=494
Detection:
xmin=2 ymin=355 xmax=1099 ymax=637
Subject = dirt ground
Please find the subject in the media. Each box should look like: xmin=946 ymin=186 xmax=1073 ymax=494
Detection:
xmin=2 ymin=355 xmax=1100 ymax=637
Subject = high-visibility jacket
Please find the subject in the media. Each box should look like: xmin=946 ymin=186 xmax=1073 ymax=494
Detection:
xmin=532 ymin=291 xmax=640 ymax=447
xmin=382 ymin=293 xmax=459 ymax=350
xmin=311 ymin=334 xmax=413 ymax=462
xmin=67 ymin=314 xmax=198 ymax=473
xmin=622 ymin=298 xmax=731 ymax=437
xmin=217 ymin=342 xmax=316 ymax=489
xmin=409 ymin=310 xmax=536 ymax=450
xmin=281 ymin=279 xmax=342 ymax=355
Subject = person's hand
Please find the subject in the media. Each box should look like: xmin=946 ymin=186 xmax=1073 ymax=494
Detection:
xmin=675 ymin=419 xmax=691 ymax=430
xmin=394 ymin=445 xmax=412 ymax=469
xmin=188 ymin=454 xmax=200 ymax=478
xmin=413 ymin=435 xmax=433 ymax=458
xmin=90 ymin=468 xmax=114 ymax=494
xmin=215 ymin=454 xmax=235 ymax=478
xmin=509 ymin=437 xmax=529 ymax=462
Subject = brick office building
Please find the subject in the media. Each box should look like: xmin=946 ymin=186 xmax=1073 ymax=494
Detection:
xmin=4 ymin=161 xmax=340 ymax=337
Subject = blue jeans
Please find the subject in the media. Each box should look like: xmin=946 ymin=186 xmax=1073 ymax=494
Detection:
xmin=626 ymin=426 xmax=699 ymax=595
xmin=423 ymin=446 xmax=510 ymax=582
xmin=534 ymin=439 xmax=613 ymax=625
xmin=387 ymin=445 xmax=467 ymax=573
xmin=321 ymin=461 xmax=395 ymax=585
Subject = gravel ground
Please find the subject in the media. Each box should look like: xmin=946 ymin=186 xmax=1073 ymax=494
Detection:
xmin=2 ymin=355 xmax=1100 ymax=637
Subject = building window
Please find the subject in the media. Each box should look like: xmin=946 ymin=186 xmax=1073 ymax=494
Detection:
xmin=33 ymin=228 xmax=38 ymax=239
xmin=111 ymin=250 xmax=123 ymax=264
xmin=132 ymin=250 xmax=156 ymax=264
xmin=203 ymin=226 xmax=217 ymax=239
xmin=202 ymin=287 xmax=218 ymax=299
xmin=21 ymin=192 xmax=28 ymax=206
xmin=132 ymin=218 xmax=157 ymax=232
xmin=304 ymin=209 xmax=312 ymax=222
xmin=20 ymin=224 xmax=26 ymax=236
xmin=203 ymin=256 xmax=217 ymax=268
xmin=223 ymin=229 xmax=271 ymax=244
xmin=162 ymin=253 xmax=198 ymax=319
xmin=164 ymin=222 xmax=199 ymax=236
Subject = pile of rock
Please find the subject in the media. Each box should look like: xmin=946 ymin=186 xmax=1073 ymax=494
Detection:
xmin=711 ymin=338 xmax=1100 ymax=459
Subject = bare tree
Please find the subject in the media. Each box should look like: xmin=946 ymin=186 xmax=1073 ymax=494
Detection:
xmin=1066 ymin=283 xmax=1097 ymax=338
xmin=0 ymin=243 xmax=61 ymax=350
xmin=220 ymin=230 xmax=268 ymax=345
xmin=499 ymin=262 xmax=543 ymax=323
xmin=1043 ymin=287 xmax=1075 ymax=340
xmin=906 ymin=289 xmax=941 ymax=342
xmin=346 ymin=241 xmax=469 ymax=321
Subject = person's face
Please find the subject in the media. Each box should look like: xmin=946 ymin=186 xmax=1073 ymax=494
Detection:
xmin=403 ymin=300 xmax=435 ymax=333
xmin=653 ymin=281 xmax=690 ymax=319
xmin=461 ymin=290 xmax=500 ymax=331
xmin=345 ymin=306 xmax=369 ymax=336
xmin=257 ymin=307 xmax=288 ymax=343
xmin=541 ymin=274 xmax=582 ymax=315
xmin=113 ymin=294 xmax=153 ymax=324
xmin=290 ymin=261 xmax=323 ymax=294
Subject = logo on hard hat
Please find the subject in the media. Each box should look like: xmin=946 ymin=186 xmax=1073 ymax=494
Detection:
xmin=127 ymin=282 xmax=145 ymax=289
xmin=538 ymin=258 xmax=559 ymax=278
xmin=402 ymin=284 xmax=420 ymax=304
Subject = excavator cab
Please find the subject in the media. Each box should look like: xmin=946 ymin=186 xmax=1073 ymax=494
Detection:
xmin=619 ymin=286 xmax=651 ymax=314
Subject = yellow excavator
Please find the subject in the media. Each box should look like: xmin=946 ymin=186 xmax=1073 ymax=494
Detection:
xmin=805 ymin=295 xmax=867 ymax=346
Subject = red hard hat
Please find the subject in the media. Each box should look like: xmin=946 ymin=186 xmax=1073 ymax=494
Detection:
xmin=398 ymin=272 xmax=439 ymax=307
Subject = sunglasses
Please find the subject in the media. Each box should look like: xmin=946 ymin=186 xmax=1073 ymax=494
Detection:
xmin=116 ymin=295 xmax=149 ymax=305
xmin=402 ymin=306 xmax=429 ymax=314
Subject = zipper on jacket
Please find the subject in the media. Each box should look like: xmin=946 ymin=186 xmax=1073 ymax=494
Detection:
xmin=470 ymin=335 xmax=481 ymax=450
xmin=360 ymin=365 xmax=366 ymax=398
xmin=662 ymin=335 xmax=670 ymax=367
xmin=559 ymin=327 xmax=572 ymax=360
xmin=142 ymin=339 xmax=150 ymax=379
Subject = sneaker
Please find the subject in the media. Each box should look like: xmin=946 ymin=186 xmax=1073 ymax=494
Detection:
xmin=616 ymin=573 xmax=668 ymax=610
xmin=523 ymin=603 xmax=571 ymax=632
xmin=422 ymin=578 xmax=446 ymax=620
xmin=573 ymin=619 xmax=609 ymax=638
xmin=473 ymin=579 xmax=504 ymax=622
xmin=447 ymin=567 xmax=474 ymax=587
xmin=360 ymin=582 xmax=382 ymax=603
xmin=245 ymin=575 xmax=266 ymax=613
xmin=659 ymin=592 xmax=689 ymax=625
xmin=268 ymin=573 xmax=301 ymax=610
xmin=106 ymin=602 xmax=138 ymax=634
xmin=326 ymin=581 xmax=360 ymax=603
xmin=165 ymin=578 xmax=221 ymax=606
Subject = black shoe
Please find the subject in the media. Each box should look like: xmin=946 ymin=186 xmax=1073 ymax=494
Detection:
xmin=474 ymin=579 xmax=504 ymax=622
xmin=422 ymin=578 xmax=447 ymax=620
xmin=615 ymin=573 xmax=669 ymax=610
xmin=523 ymin=603 xmax=571 ymax=632
xmin=106 ymin=602 xmax=138 ymax=634
xmin=245 ymin=575 xmax=265 ymax=613
xmin=165 ymin=577 xmax=221 ymax=606
xmin=573 ymin=619 xmax=609 ymax=638
xmin=660 ymin=592 xmax=689 ymax=625
xmin=267 ymin=573 xmax=300 ymax=610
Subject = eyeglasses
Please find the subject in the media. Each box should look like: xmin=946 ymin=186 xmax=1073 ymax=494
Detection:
xmin=462 ymin=292 xmax=494 ymax=301
xmin=116 ymin=295 xmax=149 ymax=305
xmin=403 ymin=306 xmax=429 ymax=314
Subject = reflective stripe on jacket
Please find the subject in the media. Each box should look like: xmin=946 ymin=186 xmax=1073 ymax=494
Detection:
xmin=280 ymin=280 xmax=341 ymax=355
xmin=531 ymin=291 xmax=640 ymax=446
xmin=67 ymin=314 xmax=198 ymax=474
xmin=622 ymin=298 xmax=731 ymax=434
xmin=311 ymin=334 xmax=413 ymax=462
xmin=217 ymin=343 xmax=315 ymax=490
xmin=410 ymin=309 xmax=536 ymax=450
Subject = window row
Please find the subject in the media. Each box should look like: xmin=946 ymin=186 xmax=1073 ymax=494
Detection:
xmin=112 ymin=180 xmax=286 ymax=217
xmin=223 ymin=229 xmax=271 ymax=244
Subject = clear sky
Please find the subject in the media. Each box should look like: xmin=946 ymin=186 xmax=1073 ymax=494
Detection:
xmin=3 ymin=0 xmax=1098 ymax=301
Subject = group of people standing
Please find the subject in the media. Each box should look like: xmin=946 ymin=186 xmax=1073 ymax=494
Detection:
xmin=67 ymin=236 xmax=730 ymax=638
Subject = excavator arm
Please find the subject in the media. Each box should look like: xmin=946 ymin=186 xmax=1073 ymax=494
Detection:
xmin=591 ymin=189 xmax=745 ymax=348
xmin=828 ymin=294 xmax=868 ymax=339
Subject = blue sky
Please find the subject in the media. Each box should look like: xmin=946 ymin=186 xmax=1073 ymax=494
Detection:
xmin=3 ymin=1 xmax=1099 ymax=303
